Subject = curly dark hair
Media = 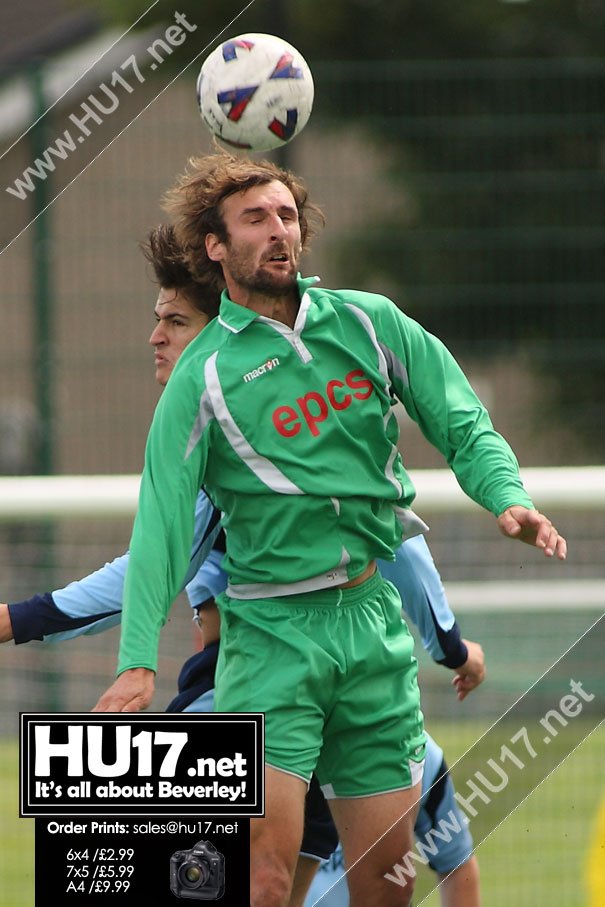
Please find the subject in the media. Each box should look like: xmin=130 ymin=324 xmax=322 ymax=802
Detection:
xmin=140 ymin=223 xmax=221 ymax=318
xmin=162 ymin=151 xmax=324 ymax=288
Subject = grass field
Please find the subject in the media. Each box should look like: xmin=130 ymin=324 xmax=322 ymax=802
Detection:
xmin=403 ymin=719 xmax=605 ymax=906
xmin=0 ymin=740 xmax=34 ymax=906
xmin=2 ymin=720 xmax=603 ymax=906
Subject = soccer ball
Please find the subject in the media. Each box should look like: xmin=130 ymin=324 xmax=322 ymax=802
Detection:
xmin=196 ymin=33 xmax=314 ymax=152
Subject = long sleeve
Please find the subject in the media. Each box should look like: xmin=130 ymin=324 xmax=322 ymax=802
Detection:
xmin=8 ymin=492 xmax=220 ymax=645
xmin=117 ymin=358 xmax=213 ymax=674
xmin=346 ymin=290 xmax=534 ymax=516
xmin=378 ymin=536 xmax=467 ymax=668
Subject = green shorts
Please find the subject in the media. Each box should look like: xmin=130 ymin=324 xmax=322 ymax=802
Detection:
xmin=214 ymin=571 xmax=425 ymax=798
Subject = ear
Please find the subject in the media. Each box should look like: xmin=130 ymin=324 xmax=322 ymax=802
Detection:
xmin=205 ymin=233 xmax=224 ymax=262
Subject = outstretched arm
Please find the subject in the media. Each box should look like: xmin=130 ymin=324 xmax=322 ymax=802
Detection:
xmin=94 ymin=363 xmax=212 ymax=711
xmin=4 ymin=556 xmax=129 ymax=645
xmin=2 ymin=492 xmax=221 ymax=647
xmin=369 ymin=297 xmax=568 ymax=558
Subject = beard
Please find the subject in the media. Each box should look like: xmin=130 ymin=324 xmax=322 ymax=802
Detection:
xmin=224 ymin=243 xmax=299 ymax=297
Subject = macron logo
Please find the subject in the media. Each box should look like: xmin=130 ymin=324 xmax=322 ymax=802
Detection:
xmin=242 ymin=357 xmax=280 ymax=383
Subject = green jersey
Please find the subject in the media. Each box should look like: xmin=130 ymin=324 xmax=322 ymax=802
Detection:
xmin=118 ymin=276 xmax=532 ymax=673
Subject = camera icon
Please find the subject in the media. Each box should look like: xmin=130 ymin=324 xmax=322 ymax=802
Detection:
xmin=170 ymin=840 xmax=225 ymax=900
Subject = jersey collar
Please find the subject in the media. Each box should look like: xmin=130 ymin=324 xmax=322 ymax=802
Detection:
xmin=218 ymin=274 xmax=320 ymax=334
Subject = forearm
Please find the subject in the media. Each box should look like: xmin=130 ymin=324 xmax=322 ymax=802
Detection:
xmin=6 ymin=552 xmax=131 ymax=644
xmin=446 ymin=426 xmax=534 ymax=517
xmin=433 ymin=622 xmax=468 ymax=669
xmin=117 ymin=509 xmax=197 ymax=673
xmin=8 ymin=593 xmax=121 ymax=644
xmin=379 ymin=535 xmax=468 ymax=667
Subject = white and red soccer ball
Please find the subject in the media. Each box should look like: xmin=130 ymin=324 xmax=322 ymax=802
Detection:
xmin=196 ymin=33 xmax=314 ymax=152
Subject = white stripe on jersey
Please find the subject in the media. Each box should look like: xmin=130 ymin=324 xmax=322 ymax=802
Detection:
xmin=345 ymin=303 xmax=403 ymax=497
xmin=204 ymin=352 xmax=304 ymax=494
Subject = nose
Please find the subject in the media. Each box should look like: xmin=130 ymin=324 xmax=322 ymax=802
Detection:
xmin=149 ymin=322 xmax=165 ymax=345
xmin=269 ymin=214 xmax=288 ymax=240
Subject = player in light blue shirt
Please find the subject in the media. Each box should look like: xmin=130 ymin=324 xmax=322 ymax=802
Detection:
xmin=3 ymin=526 xmax=481 ymax=907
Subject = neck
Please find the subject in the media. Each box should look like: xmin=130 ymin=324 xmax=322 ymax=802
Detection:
xmin=227 ymin=285 xmax=300 ymax=328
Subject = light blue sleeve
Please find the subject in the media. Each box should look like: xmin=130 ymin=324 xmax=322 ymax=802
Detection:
xmin=182 ymin=689 xmax=215 ymax=713
xmin=43 ymin=492 xmax=220 ymax=643
xmin=377 ymin=535 xmax=466 ymax=666
xmin=185 ymin=548 xmax=228 ymax=607
xmin=49 ymin=554 xmax=129 ymax=641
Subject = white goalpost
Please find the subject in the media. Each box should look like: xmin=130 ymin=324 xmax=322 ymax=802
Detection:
xmin=0 ymin=467 xmax=603 ymax=612
xmin=1 ymin=466 xmax=605 ymax=519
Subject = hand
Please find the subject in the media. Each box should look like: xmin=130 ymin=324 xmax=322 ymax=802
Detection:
xmin=452 ymin=638 xmax=485 ymax=702
xmin=91 ymin=667 xmax=155 ymax=713
xmin=0 ymin=603 xmax=14 ymax=643
xmin=497 ymin=506 xmax=567 ymax=560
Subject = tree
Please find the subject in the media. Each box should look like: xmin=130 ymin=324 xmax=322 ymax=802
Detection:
xmin=87 ymin=0 xmax=605 ymax=62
